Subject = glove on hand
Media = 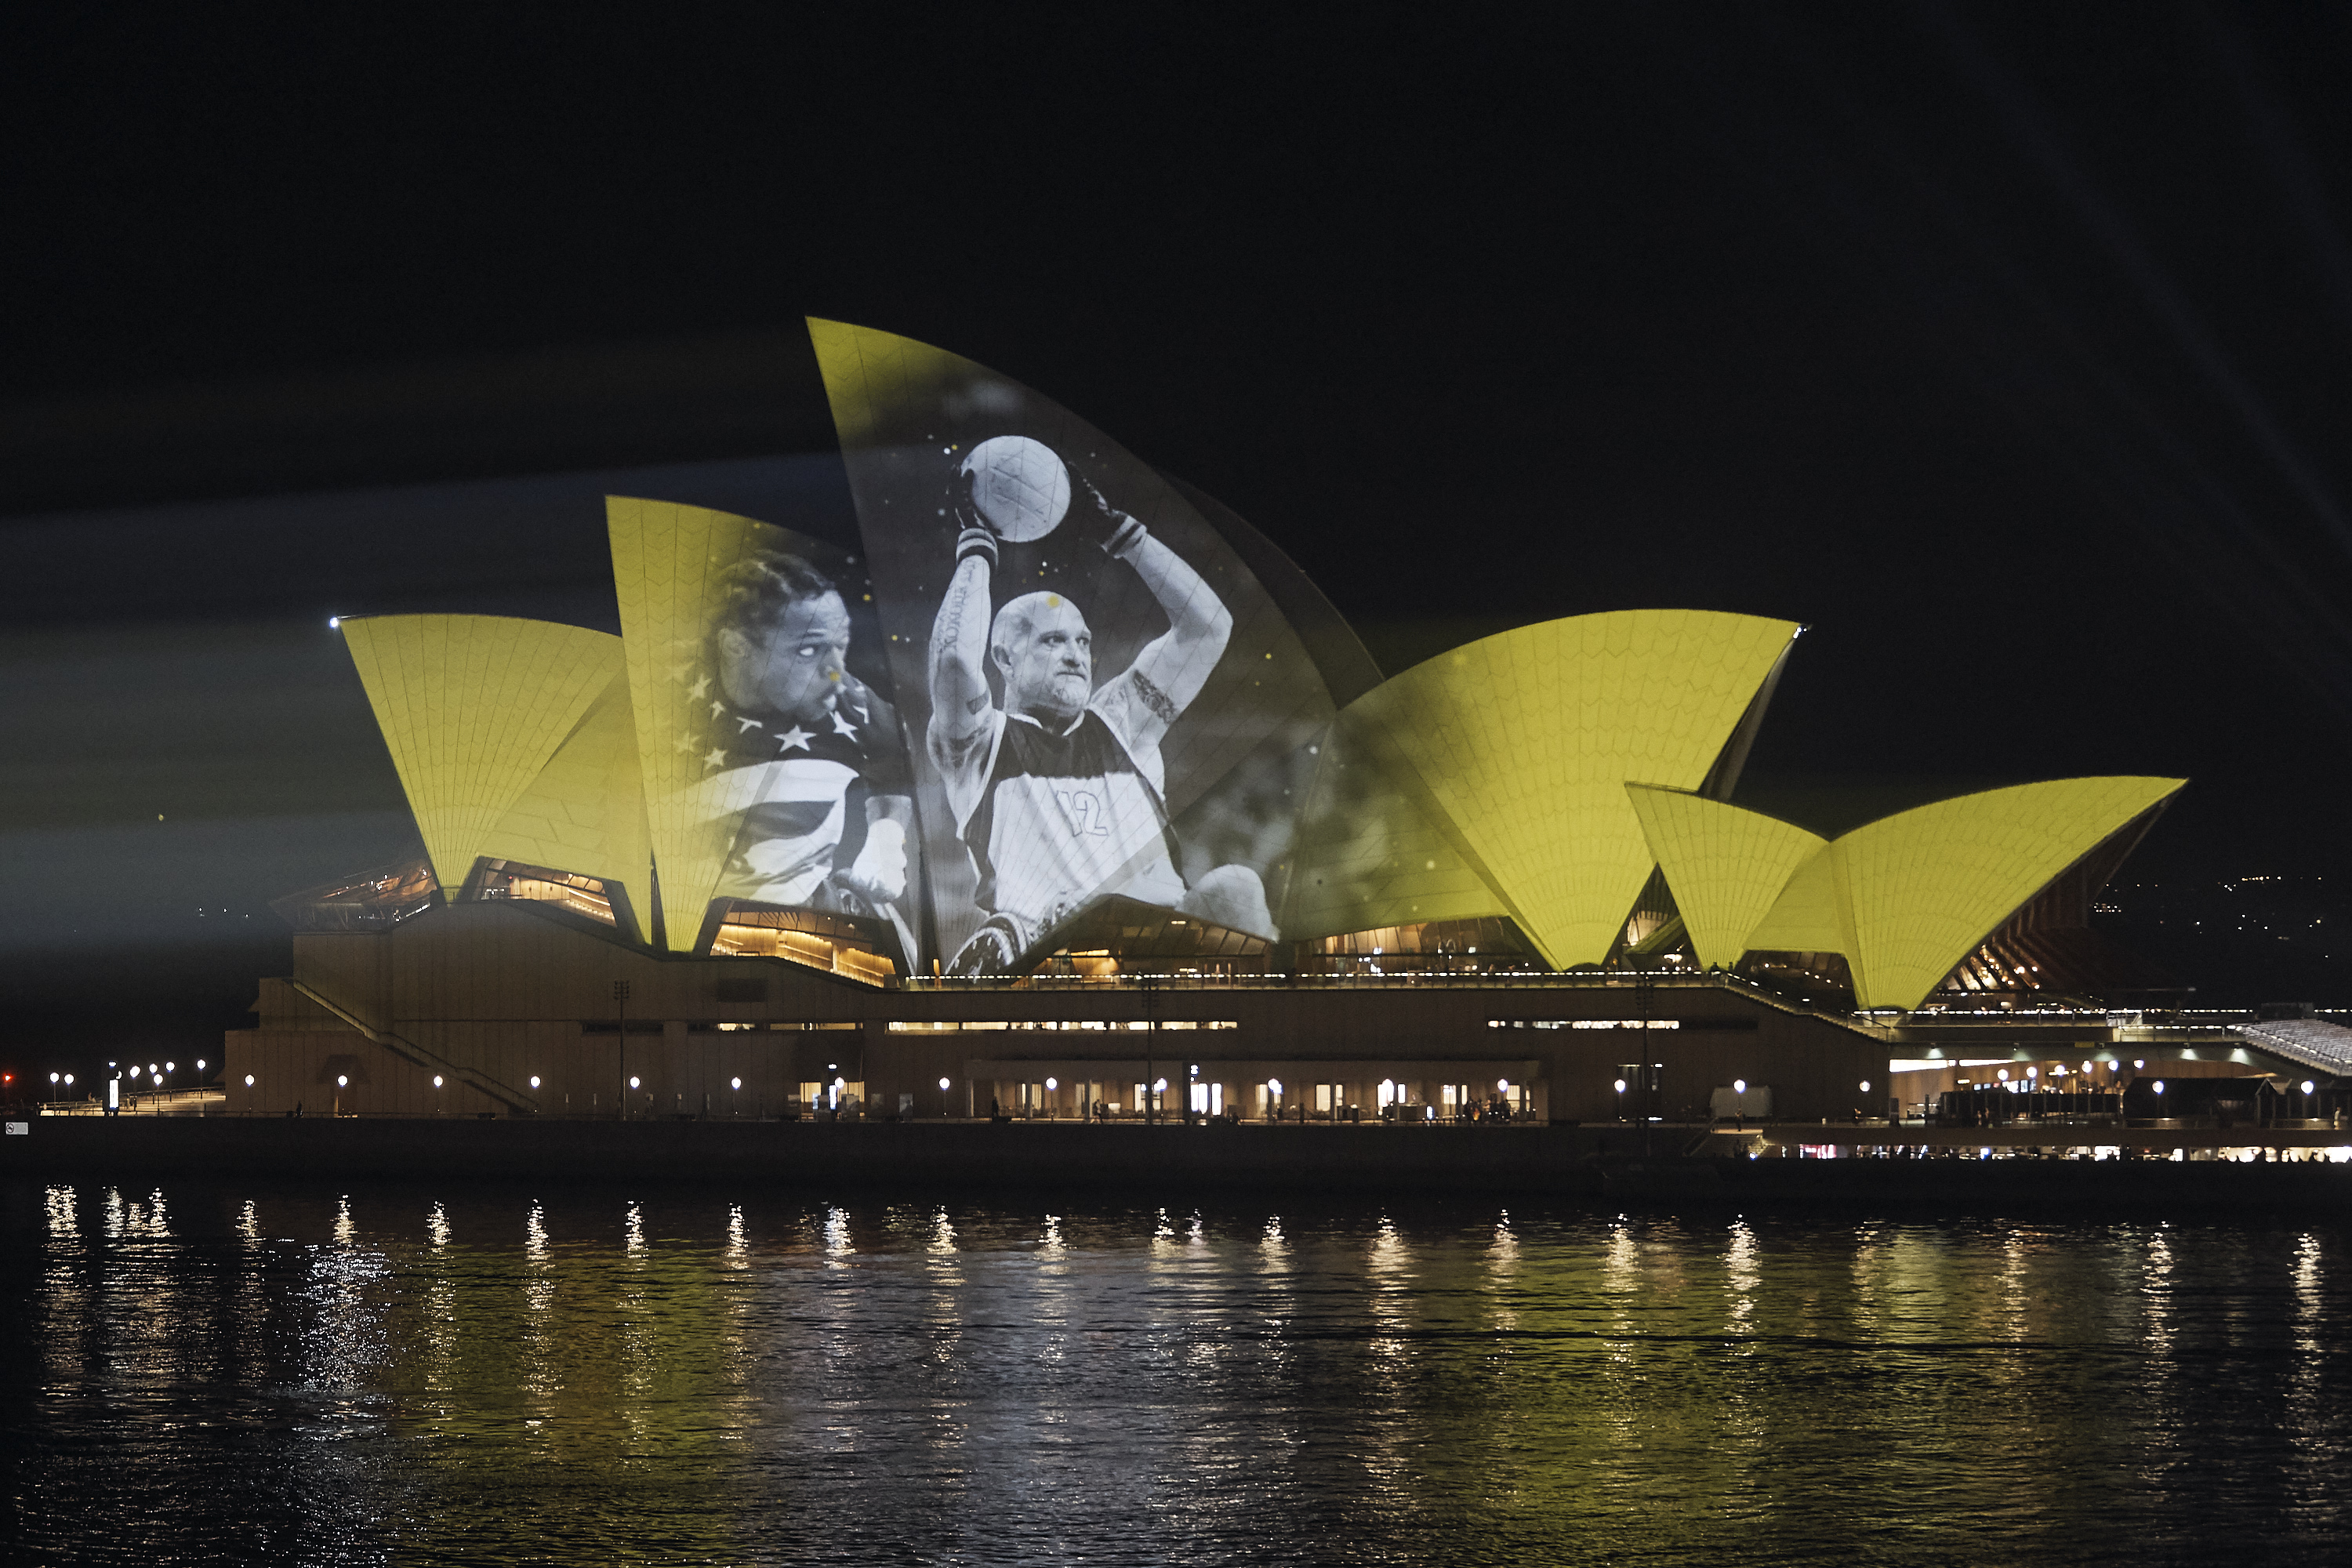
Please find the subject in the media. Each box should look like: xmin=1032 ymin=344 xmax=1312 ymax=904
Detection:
xmin=947 ymin=465 xmax=1000 ymax=568
xmin=1069 ymin=470 xmax=1148 ymax=558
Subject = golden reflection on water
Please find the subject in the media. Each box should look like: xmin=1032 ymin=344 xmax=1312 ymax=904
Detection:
xmin=1726 ymin=1218 xmax=1759 ymax=1332
xmin=12 ymin=1186 xmax=2352 ymax=1565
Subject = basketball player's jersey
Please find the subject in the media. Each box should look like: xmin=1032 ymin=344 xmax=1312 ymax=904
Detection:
xmin=683 ymin=668 xmax=909 ymax=907
xmin=943 ymin=697 xmax=1178 ymax=935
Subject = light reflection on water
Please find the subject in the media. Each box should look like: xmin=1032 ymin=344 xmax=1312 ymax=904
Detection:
xmin=4 ymin=1180 xmax=2350 ymax=1566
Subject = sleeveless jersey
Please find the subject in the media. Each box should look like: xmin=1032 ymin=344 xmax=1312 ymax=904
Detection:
xmin=942 ymin=698 xmax=1178 ymax=938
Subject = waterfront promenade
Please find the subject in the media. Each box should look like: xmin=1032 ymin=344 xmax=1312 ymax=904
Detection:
xmin=9 ymin=1112 xmax=2352 ymax=1212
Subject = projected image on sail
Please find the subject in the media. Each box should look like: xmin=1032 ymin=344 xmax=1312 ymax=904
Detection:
xmin=809 ymin=320 xmax=1341 ymax=974
xmin=609 ymin=497 xmax=920 ymax=964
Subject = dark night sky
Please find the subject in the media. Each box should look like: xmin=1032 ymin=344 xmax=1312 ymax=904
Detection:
xmin=4 ymin=4 xmax=2350 ymax=1070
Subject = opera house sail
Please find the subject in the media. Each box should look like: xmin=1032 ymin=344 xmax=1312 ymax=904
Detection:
xmin=228 ymin=318 xmax=2198 ymax=1127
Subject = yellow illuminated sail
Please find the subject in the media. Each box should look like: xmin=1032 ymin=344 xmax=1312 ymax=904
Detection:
xmin=1625 ymin=787 xmax=1828 ymax=969
xmin=477 ymin=669 xmax=652 ymax=932
xmin=606 ymin=495 xmax=789 ymax=951
xmin=1323 ymin=611 xmax=1798 ymax=967
xmin=341 ymin=615 xmax=621 ymax=897
xmin=1833 ymin=776 xmax=2184 ymax=1009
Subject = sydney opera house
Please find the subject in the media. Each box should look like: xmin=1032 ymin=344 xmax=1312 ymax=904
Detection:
xmin=227 ymin=319 xmax=2331 ymax=1130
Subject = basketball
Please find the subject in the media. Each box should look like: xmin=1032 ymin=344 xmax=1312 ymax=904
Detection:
xmin=960 ymin=436 xmax=1071 ymax=542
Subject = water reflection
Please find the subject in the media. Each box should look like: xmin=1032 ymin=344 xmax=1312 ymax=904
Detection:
xmin=8 ymin=1184 xmax=2351 ymax=1566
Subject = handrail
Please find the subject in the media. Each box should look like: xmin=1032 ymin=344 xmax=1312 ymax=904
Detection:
xmin=895 ymin=967 xmax=1897 ymax=1040
xmin=286 ymin=978 xmax=539 ymax=1116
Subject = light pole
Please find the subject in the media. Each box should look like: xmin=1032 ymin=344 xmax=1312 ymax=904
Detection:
xmin=612 ymin=979 xmax=633 ymax=1120
xmin=245 ymin=1074 xmax=256 ymax=1115
xmin=1635 ymin=975 xmax=1657 ymax=1146
xmin=732 ymin=1076 xmax=743 ymax=1120
xmin=939 ymin=1076 xmax=952 ymax=1120
xmin=1142 ymin=978 xmax=1156 ymax=1127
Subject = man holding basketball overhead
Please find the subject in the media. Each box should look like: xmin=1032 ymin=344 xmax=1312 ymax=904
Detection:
xmin=927 ymin=436 xmax=1265 ymax=975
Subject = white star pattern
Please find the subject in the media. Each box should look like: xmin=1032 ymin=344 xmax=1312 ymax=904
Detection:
xmin=702 ymin=747 xmax=729 ymax=769
xmin=688 ymin=674 xmax=712 ymax=699
xmin=775 ymin=726 xmax=814 ymax=753
xmin=709 ymin=700 xmax=725 ymax=720
xmin=736 ymin=716 xmax=764 ymax=733
xmin=829 ymin=710 xmax=860 ymax=739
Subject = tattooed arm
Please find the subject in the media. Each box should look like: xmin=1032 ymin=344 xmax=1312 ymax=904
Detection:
xmin=928 ymin=543 xmax=995 ymax=751
xmin=1098 ymin=528 xmax=1233 ymax=757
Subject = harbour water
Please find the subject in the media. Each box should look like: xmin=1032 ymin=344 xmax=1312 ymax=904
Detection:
xmin=3 ymin=1178 xmax=2347 ymax=1565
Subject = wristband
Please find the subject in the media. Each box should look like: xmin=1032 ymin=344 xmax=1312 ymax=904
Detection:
xmin=955 ymin=523 xmax=999 ymax=569
xmin=1103 ymin=516 xmax=1147 ymax=557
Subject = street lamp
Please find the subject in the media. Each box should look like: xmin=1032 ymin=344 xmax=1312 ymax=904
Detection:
xmin=612 ymin=978 xmax=633 ymax=1120
xmin=939 ymin=1076 xmax=952 ymax=1118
